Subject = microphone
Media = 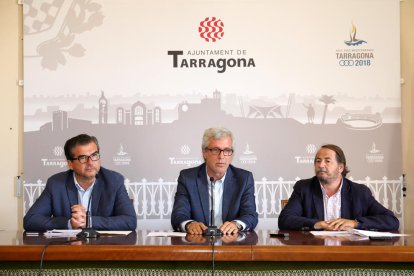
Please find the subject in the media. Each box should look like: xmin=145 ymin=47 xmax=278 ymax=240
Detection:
xmin=203 ymin=177 xmax=222 ymax=236
xmin=76 ymin=189 xmax=100 ymax=239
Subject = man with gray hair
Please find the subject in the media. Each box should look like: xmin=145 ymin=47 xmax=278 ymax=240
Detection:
xmin=171 ymin=127 xmax=258 ymax=235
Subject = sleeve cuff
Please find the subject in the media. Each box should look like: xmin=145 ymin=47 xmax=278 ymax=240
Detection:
xmin=181 ymin=220 xmax=194 ymax=232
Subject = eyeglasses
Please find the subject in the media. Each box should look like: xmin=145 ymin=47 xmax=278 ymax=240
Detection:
xmin=70 ymin=152 xmax=100 ymax=163
xmin=205 ymin=147 xmax=234 ymax=156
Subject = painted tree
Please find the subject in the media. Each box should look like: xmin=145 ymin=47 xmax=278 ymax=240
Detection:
xmin=319 ymin=95 xmax=336 ymax=124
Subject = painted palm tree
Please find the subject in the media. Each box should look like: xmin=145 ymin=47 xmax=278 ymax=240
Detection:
xmin=319 ymin=95 xmax=336 ymax=124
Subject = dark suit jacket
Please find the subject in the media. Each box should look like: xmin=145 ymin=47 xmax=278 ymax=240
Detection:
xmin=23 ymin=167 xmax=137 ymax=231
xmin=171 ymin=163 xmax=258 ymax=231
xmin=278 ymin=176 xmax=399 ymax=231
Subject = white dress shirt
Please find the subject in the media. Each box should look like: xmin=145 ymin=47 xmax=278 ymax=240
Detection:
xmin=67 ymin=173 xmax=95 ymax=229
xmin=209 ymin=174 xmax=225 ymax=227
xmin=320 ymin=179 xmax=343 ymax=221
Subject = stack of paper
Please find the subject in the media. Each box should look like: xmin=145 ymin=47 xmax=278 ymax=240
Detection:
xmin=147 ymin=231 xmax=187 ymax=237
xmin=310 ymin=229 xmax=409 ymax=238
xmin=349 ymin=229 xmax=409 ymax=237
xmin=44 ymin=229 xmax=81 ymax=238
xmin=43 ymin=229 xmax=132 ymax=238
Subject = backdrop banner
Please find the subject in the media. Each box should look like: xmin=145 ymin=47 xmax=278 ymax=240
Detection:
xmin=23 ymin=0 xmax=402 ymax=229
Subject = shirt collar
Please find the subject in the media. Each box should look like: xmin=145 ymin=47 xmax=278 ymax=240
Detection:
xmin=319 ymin=177 xmax=343 ymax=198
xmin=72 ymin=172 xmax=95 ymax=192
xmin=205 ymin=167 xmax=226 ymax=184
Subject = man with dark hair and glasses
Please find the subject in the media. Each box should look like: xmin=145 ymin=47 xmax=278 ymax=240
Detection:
xmin=24 ymin=134 xmax=137 ymax=231
xmin=278 ymin=144 xmax=399 ymax=231
xmin=171 ymin=127 xmax=258 ymax=235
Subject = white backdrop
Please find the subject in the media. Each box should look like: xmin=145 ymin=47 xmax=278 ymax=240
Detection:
xmin=23 ymin=0 xmax=402 ymax=229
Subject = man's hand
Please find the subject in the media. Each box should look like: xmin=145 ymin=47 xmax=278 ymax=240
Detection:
xmin=314 ymin=218 xmax=358 ymax=231
xmin=327 ymin=218 xmax=358 ymax=231
xmin=70 ymin=204 xmax=87 ymax=229
xmin=186 ymin=222 xmax=208 ymax=235
xmin=219 ymin=221 xmax=239 ymax=235
xmin=314 ymin=220 xmax=332 ymax=230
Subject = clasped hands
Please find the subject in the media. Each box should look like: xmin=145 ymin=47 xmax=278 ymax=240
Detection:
xmin=70 ymin=204 xmax=87 ymax=229
xmin=186 ymin=221 xmax=240 ymax=235
xmin=314 ymin=218 xmax=358 ymax=231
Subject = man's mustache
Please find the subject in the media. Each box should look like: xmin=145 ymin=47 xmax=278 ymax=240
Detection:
xmin=316 ymin=169 xmax=327 ymax=173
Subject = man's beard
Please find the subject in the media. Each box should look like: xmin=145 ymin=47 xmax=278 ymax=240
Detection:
xmin=317 ymin=174 xmax=329 ymax=185
xmin=316 ymin=169 xmax=335 ymax=185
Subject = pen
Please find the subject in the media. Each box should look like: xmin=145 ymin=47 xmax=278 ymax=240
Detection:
xmin=25 ymin=232 xmax=39 ymax=236
xmin=269 ymin=233 xmax=289 ymax=237
xmin=369 ymin=236 xmax=392 ymax=240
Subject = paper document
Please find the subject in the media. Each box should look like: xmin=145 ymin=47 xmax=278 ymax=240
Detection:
xmin=96 ymin=231 xmax=132 ymax=235
xmin=44 ymin=229 xmax=81 ymax=237
xmin=147 ymin=231 xmax=187 ymax=237
xmin=310 ymin=230 xmax=370 ymax=241
xmin=311 ymin=231 xmax=350 ymax=236
xmin=44 ymin=229 xmax=132 ymax=237
xmin=350 ymin=229 xmax=409 ymax=237
xmin=311 ymin=229 xmax=410 ymax=238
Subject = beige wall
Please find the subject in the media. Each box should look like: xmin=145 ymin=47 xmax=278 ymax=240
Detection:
xmin=401 ymin=0 xmax=414 ymax=229
xmin=0 ymin=1 xmax=23 ymax=230
xmin=0 ymin=0 xmax=413 ymax=230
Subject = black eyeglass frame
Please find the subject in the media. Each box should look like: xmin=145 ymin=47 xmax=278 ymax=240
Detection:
xmin=70 ymin=151 xmax=101 ymax=163
xmin=205 ymin=147 xmax=234 ymax=156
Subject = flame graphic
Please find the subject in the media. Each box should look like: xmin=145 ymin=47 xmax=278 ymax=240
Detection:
xmin=350 ymin=23 xmax=357 ymax=42
xmin=344 ymin=22 xmax=367 ymax=46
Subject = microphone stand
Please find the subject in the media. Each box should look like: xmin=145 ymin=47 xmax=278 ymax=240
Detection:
xmin=203 ymin=177 xmax=222 ymax=237
xmin=210 ymin=235 xmax=216 ymax=276
xmin=76 ymin=211 xmax=100 ymax=239
xmin=76 ymin=190 xmax=100 ymax=239
xmin=203 ymin=176 xmax=221 ymax=276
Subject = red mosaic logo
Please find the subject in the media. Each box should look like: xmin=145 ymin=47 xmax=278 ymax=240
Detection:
xmin=198 ymin=17 xmax=224 ymax=42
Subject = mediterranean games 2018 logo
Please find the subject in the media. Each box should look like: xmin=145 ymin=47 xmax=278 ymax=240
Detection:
xmin=335 ymin=22 xmax=374 ymax=68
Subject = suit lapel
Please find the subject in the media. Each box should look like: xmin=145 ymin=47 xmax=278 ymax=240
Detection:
xmin=340 ymin=179 xmax=352 ymax=219
xmin=91 ymin=171 xmax=103 ymax=215
xmin=222 ymin=167 xmax=234 ymax=221
xmin=196 ymin=166 xmax=210 ymax=225
xmin=311 ymin=178 xmax=325 ymax=220
xmin=65 ymin=171 xmax=79 ymax=208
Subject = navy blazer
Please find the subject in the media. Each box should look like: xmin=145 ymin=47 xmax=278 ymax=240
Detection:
xmin=24 ymin=167 xmax=137 ymax=231
xmin=171 ymin=163 xmax=258 ymax=231
xmin=278 ymin=176 xmax=399 ymax=231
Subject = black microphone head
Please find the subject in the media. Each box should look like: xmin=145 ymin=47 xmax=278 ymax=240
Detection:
xmin=210 ymin=176 xmax=214 ymax=182
xmin=86 ymin=210 xmax=91 ymax=228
